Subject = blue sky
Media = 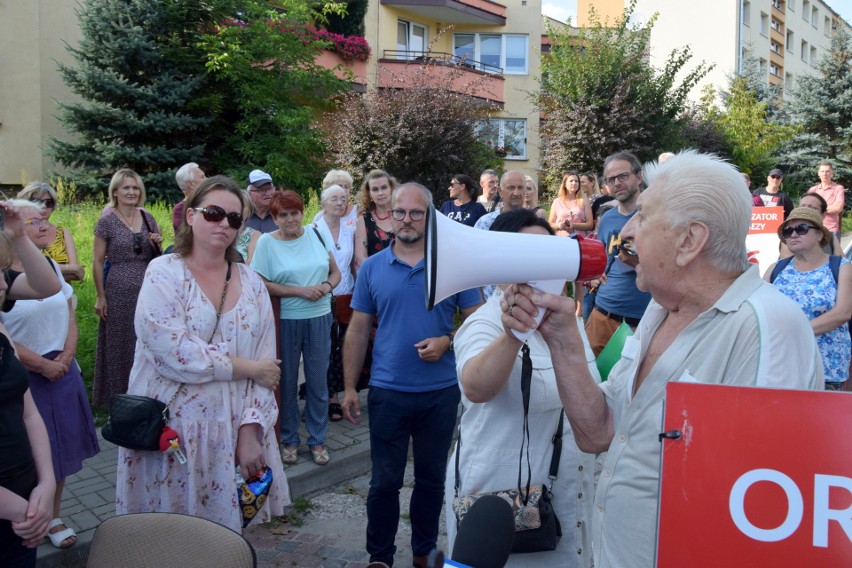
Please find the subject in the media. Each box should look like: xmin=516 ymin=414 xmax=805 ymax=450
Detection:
xmin=542 ymin=1 xmax=852 ymax=27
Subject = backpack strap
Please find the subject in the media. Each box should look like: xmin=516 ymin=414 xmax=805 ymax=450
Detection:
xmin=769 ymin=256 xmax=794 ymax=284
xmin=311 ymin=226 xmax=327 ymax=249
xmin=828 ymin=255 xmax=841 ymax=284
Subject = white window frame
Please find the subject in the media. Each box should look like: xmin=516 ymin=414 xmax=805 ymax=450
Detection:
xmin=479 ymin=118 xmax=527 ymax=160
xmin=810 ymin=45 xmax=817 ymax=64
xmin=801 ymin=39 xmax=809 ymax=62
xmin=802 ymin=0 xmax=810 ymax=21
xmin=786 ymin=30 xmax=794 ymax=52
xmin=769 ymin=63 xmax=781 ymax=77
xmin=770 ymin=18 xmax=782 ymax=33
xmin=396 ymin=19 xmax=427 ymax=59
xmin=760 ymin=12 xmax=769 ymax=36
xmin=811 ymin=7 xmax=818 ymax=27
xmin=453 ymin=33 xmax=529 ymax=75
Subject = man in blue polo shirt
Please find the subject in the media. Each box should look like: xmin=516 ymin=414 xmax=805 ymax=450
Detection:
xmin=585 ymin=150 xmax=652 ymax=355
xmin=342 ymin=183 xmax=482 ymax=568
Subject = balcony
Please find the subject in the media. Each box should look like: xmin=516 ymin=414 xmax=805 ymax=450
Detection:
xmin=377 ymin=51 xmax=505 ymax=106
xmin=315 ymin=49 xmax=368 ymax=90
xmin=381 ymin=0 xmax=506 ymax=26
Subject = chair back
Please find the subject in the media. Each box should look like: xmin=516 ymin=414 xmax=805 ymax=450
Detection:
xmin=87 ymin=512 xmax=257 ymax=568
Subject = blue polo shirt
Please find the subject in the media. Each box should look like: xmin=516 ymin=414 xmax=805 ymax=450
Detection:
xmin=594 ymin=208 xmax=651 ymax=319
xmin=351 ymin=244 xmax=481 ymax=393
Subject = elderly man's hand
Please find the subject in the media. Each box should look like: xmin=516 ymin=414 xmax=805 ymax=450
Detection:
xmin=502 ymin=284 xmax=580 ymax=348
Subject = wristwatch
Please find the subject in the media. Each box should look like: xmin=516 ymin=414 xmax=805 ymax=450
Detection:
xmin=445 ymin=333 xmax=454 ymax=351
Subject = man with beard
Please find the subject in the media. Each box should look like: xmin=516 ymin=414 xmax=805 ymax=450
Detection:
xmin=585 ymin=151 xmax=652 ymax=355
xmin=341 ymin=183 xmax=481 ymax=568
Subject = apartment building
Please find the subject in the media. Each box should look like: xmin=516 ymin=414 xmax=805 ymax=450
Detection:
xmin=577 ymin=0 xmax=851 ymax=100
xmin=351 ymin=0 xmax=543 ymax=166
xmin=0 ymin=1 xmax=82 ymax=186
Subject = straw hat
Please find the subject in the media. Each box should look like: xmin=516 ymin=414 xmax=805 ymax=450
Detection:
xmin=778 ymin=207 xmax=831 ymax=246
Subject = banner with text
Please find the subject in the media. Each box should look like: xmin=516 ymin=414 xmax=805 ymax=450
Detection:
xmin=657 ymin=382 xmax=852 ymax=566
xmin=745 ymin=206 xmax=783 ymax=275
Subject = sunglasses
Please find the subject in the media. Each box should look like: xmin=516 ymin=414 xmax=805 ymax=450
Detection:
xmin=193 ymin=206 xmax=243 ymax=229
xmin=770 ymin=175 xmax=782 ymax=179
xmin=780 ymin=223 xmax=816 ymax=238
xmin=133 ymin=232 xmax=144 ymax=255
xmin=30 ymin=198 xmax=56 ymax=208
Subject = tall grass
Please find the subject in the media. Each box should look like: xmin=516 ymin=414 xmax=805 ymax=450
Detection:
xmin=52 ymin=196 xmax=322 ymax=412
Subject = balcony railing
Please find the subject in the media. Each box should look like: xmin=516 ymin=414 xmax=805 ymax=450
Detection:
xmin=381 ymin=50 xmax=503 ymax=75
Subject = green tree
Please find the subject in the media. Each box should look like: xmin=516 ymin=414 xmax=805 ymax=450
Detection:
xmin=538 ymin=0 xmax=711 ymax=187
xmin=200 ymin=2 xmax=349 ymax=193
xmin=49 ymin=0 xmax=218 ymax=200
xmin=776 ymin=26 xmax=852 ymax=197
xmin=326 ymin=56 xmax=502 ymax=204
xmin=707 ymin=76 xmax=798 ymax=176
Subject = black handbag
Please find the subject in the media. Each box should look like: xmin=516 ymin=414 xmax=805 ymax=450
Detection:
xmin=453 ymin=344 xmax=564 ymax=554
xmin=102 ymin=395 xmax=169 ymax=450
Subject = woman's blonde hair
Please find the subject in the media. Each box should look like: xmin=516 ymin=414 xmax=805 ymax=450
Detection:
xmin=18 ymin=181 xmax=58 ymax=202
xmin=108 ymin=169 xmax=146 ymax=208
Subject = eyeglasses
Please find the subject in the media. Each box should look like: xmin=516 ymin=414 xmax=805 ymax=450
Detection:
xmin=780 ymin=224 xmax=816 ymax=238
xmin=23 ymin=219 xmax=49 ymax=228
xmin=193 ymin=206 xmax=243 ymax=229
xmin=29 ymin=198 xmax=56 ymax=208
xmin=133 ymin=233 xmax=144 ymax=255
xmin=605 ymin=172 xmax=632 ymax=186
xmin=769 ymin=175 xmax=782 ymax=180
xmin=249 ymin=185 xmax=274 ymax=193
xmin=391 ymin=209 xmax=426 ymax=221
xmin=449 ymin=181 xmax=462 ymax=186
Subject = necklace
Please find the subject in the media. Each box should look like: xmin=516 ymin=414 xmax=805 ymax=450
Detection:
xmin=374 ymin=209 xmax=390 ymax=221
xmin=116 ymin=207 xmax=137 ymax=230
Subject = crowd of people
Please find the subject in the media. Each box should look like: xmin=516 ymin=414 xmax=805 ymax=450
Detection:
xmin=0 ymin=152 xmax=848 ymax=568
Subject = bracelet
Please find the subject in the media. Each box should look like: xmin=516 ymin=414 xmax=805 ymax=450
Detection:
xmin=322 ymin=280 xmax=333 ymax=292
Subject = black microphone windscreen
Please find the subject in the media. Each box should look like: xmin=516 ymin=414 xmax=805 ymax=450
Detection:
xmin=451 ymin=495 xmax=515 ymax=568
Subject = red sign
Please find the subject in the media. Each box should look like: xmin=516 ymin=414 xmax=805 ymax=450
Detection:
xmin=657 ymin=383 xmax=852 ymax=566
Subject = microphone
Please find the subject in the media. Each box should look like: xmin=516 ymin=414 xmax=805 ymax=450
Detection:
xmin=451 ymin=495 xmax=515 ymax=568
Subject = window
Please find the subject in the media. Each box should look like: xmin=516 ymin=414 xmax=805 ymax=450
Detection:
xmin=788 ymin=0 xmax=795 ymax=12
xmin=760 ymin=12 xmax=769 ymax=35
xmin=770 ymin=63 xmax=781 ymax=77
xmin=811 ymin=6 xmax=818 ymax=27
xmin=771 ymin=40 xmax=782 ymax=54
xmin=453 ymin=34 xmax=529 ymax=75
xmin=785 ymin=72 xmax=794 ymax=90
xmin=801 ymin=39 xmax=809 ymax=61
xmin=786 ymin=30 xmax=794 ymax=51
xmin=759 ymin=57 xmax=768 ymax=75
xmin=810 ymin=45 xmax=817 ymax=64
xmin=397 ymin=20 xmax=426 ymax=58
xmin=802 ymin=0 xmax=809 ymax=20
xmin=824 ymin=16 xmax=831 ymax=36
xmin=479 ymin=118 xmax=527 ymax=159
xmin=743 ymin=0 xmax=751 ymax=23
xmin=771 ymin=0 xmax=782 ymax=10
xmin=770 ymin=18 xmax=782 ymax=32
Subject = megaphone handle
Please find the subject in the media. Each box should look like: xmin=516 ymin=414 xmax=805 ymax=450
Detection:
xmin=510 ymin=279 xmax=566 ymax=341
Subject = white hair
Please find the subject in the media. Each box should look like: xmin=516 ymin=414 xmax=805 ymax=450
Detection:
xmin=175 ymin=162 xmax=200 ymax=191
xmin=7 ymin=198 xmax=44 ymax=216
xmin=322 ymin=169 xmax=354 ymax=190
xmin=320 ymin=184 xmax=347 ymax=204
xmin=643 ymin=150 xmax=751 ymax=273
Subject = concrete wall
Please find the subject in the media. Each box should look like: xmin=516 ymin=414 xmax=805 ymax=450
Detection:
xmin=0 ymin=0 xmax=81 ymax=185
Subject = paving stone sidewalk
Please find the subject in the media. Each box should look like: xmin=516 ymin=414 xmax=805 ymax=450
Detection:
xmin=37 ymin=391 xmax=374 ymax=568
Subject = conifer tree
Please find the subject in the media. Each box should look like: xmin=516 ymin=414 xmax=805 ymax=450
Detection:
xmin=50 ymin=0 xmax=214 ymax=200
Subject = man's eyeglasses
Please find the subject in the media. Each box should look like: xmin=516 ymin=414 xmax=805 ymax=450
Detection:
xmin=29 ymin=198 xmax=56 ymax=208
xmin=391 ymin=209 xmax=426 ymax=222
xmin=769 ymin=175 xmax=782 ymax=180
xmin=605 ymin=172 xmax=632 ymax=186
xmin=23 ymin=219 xmax=50 ymax=228
xmin=193 ymin=206 xmax=243 ymax=229
xmin=249 ymin=185 xmax=274 ymax=193
xmin=780 ymin=223 xmax=816 ymax=238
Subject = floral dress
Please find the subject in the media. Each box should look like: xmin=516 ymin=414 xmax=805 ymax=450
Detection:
xmin=115 ymin=256 xmax=289 ymax=532
xmin=773 ymin=258 xmax=851 ymax=384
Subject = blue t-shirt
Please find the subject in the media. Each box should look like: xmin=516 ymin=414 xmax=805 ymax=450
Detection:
xmin=439 ymin=200 xmax=487 ymax=227
xmin=251 ymin=229 xmax=332 ymax=319
xmin=594 ymin=208 xmax=651 ymax=319
xmin=351 ymin=244 xmax=482 ymax=392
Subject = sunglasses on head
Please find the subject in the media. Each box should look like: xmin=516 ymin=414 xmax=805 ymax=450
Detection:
xmin=780 ymin=223 xmax=816 ymax=238
xmin=30 ymin=198 xmax=56 ymax=208
xmin=193 ymin=206 xmax=243 ymax=229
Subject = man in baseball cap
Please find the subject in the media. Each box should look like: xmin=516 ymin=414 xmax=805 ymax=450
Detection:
xmin=246 ymin=169 xmax=277 ymax=232
xmin=753 ymin=167 xmax=793 ymax=219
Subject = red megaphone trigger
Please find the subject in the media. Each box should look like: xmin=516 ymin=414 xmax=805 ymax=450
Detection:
xmin=574 ymin=235 xmax=607 ymax=281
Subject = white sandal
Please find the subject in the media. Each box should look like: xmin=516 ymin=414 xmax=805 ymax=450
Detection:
xmin=48 ymin=518 xmax=76 ymax=549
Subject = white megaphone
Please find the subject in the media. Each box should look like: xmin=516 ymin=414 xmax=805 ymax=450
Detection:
xmin=424 ymin=206 xmax=607 ymax=340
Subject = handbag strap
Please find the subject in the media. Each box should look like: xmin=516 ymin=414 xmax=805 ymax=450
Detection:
xmin=454 ymin=342 xmax=565 ymax=502
xmin=163 ymin=262 xmax=232 ymax=423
